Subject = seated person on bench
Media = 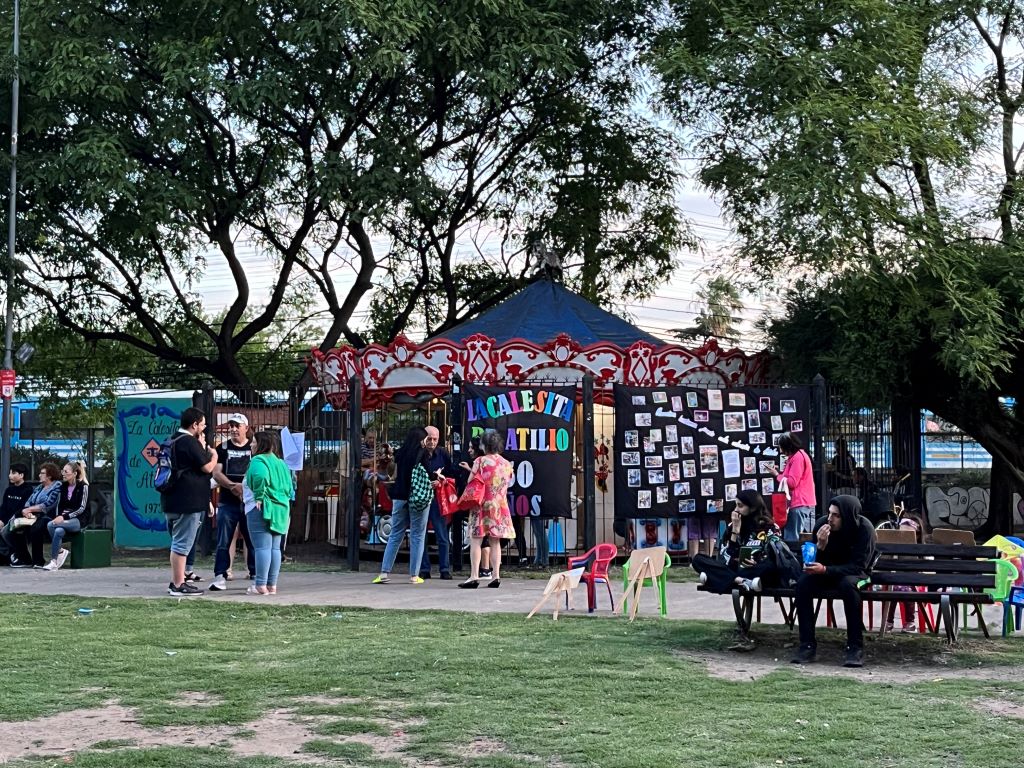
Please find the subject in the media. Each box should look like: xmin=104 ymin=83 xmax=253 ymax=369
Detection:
xmin=692 ymin=490 xmax=782 ymax=594
xmin=3 ymin=463 xmax=62 ymax=567
xmin=792 ymin=494 xmax=877 ymax=668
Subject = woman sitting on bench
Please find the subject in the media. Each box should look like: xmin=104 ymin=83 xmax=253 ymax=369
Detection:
xmin=38 ymin=462 xmax=90 ymax=571
xmin=692 ymin=489 xmax=781 ymax=594
xmin=4 ymin=463 xmax=62 ymax=567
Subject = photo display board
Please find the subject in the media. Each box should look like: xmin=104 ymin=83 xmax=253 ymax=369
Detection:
xmin=613 ymin=385 xmax=811 ymax=519
xmin=463 ymin=384 xmax=576 ymax=518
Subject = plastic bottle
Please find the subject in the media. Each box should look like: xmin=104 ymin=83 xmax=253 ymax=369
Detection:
xmin=801 ymin=541 xmax=817 ymax=566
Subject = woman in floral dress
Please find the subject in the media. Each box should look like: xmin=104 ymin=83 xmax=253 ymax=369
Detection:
xmin=458 ymin=429 xmax=514 ymax=589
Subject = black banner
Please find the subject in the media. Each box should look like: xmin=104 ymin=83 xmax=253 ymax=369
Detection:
xmin=613 ymin=385 xmax=811 ymax=519
xmin=463 ymin=384 xmax=576 ymax=518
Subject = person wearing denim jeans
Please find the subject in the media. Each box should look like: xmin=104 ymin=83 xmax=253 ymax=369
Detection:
xmin=242 ymin=431 xmax=293 ymax=595
xmin=784 ymin=506 xmax=815 ymax=541
xmin=40 ymin=463 xmax=91 ymax=572
xmin=373 ymin=426 xmax=429 ymax=584
xmin=771 ymin=433 xmax=817 ymax=541
xmin=417 ymin=426 xmax=454 ymax=579
xmin=209 ymin=414 xmax=256 ymax=592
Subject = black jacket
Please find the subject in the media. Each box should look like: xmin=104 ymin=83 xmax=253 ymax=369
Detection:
xmin=812 ymin=494 xmax=876 ymax=579
xmin=57 ymin=482 xmax=91 ymax=528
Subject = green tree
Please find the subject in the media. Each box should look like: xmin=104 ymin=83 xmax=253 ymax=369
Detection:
xmin=657 ymin=0 xmax=1024 ymax=532
xmin=670 ymin=276 xmax=744 ymax=345
xmin=2 ymin=0 xmax=685 ymax=390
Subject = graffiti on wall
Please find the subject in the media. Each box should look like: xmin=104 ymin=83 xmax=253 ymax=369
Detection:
xmin=924 ymin=486 xmax=1024 ymax=531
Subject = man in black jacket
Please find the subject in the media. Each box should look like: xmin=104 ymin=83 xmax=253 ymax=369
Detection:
xmin=792 ymin=494 xmax=877 ymax=668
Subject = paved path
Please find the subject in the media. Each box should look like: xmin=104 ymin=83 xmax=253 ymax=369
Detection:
xmin=0 ymin=565 xmax=756 ymax=622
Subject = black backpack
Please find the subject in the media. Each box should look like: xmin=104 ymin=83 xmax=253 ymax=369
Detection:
xmin=154 ymin=434 xmax=185 ymax=494
xmin=766 ymin=537 xmax=803 ymax=588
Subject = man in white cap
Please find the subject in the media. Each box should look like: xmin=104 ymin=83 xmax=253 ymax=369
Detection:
xmin=209 ymin=413 xmax=255 ymax=591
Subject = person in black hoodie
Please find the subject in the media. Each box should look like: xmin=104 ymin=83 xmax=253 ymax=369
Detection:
xmin=792 ymin=494 xmax=877 ymax=667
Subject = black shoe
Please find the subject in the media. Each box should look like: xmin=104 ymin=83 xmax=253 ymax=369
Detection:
xmin=9 ymin=557 xmax=28 ymax=568
xmin=479 ymin=568 xmax=492 ymax=578
xmin=458 ymin=579 xmax=479 ymax=589
xmin=168 ymin=582 xmax=204 ymax=596
xmin=419 ymin=572 xmax=431 ymax=579
xmin=440 ymin=572 xmax=452 ymax=580
xmin=791 ymin=645 xmax=817 ymax=664
xmin=843 ymin=646 xmax=864 ymax=668
xmin=487 ymin=578 xmax=501 ymax=588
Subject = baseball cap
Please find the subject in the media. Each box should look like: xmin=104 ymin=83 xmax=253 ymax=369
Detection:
xmin=225 ymin=413 xmax=249 ymax=426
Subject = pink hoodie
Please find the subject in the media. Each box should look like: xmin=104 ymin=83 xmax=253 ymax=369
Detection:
xmin=780 ymin=449 xmax=816 ymax=509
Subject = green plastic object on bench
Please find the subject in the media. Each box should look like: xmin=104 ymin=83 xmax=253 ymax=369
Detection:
xmin=70 ymin=529 xmax=112 ymax=569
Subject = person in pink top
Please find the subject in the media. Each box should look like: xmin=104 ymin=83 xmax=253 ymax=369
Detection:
xmin=770 ymin=433 xmax=816 ymax=539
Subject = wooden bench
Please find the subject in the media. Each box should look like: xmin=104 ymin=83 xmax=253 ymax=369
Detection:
xmin=697 ymin=542 xmax=999 ymax=643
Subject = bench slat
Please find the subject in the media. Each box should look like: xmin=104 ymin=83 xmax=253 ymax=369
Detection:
xmin=869 ymin=572 xmax=995 ymax=588
xmin=878 ymin=559 xmax=996 ymax=574
xmin=875 ymin=543 xmax=998 ymax=559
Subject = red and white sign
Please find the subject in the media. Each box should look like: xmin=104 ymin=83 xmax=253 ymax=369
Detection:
xmin=0 ymin=369 xmax=14 ymax=398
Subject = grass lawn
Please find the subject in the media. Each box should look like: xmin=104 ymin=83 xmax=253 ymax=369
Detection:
xmin=4 ymin=594 xmax=1024 ymax=768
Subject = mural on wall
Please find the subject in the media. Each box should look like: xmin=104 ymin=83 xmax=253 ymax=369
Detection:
xmin=114 ymin=394 xmax=192 ymax=548
xmin=924 ymin=486 xmax=1024 ymax=531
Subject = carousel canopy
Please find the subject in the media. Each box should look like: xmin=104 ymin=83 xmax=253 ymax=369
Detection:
xmin=437 ymin=278 xmax=663 ymax=347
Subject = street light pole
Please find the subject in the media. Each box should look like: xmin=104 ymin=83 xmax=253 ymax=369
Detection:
xmin=1 ymin=0 xmax=20 ymax=493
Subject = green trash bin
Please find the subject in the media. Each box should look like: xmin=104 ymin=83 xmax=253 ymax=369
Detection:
xmin=70 ymin=529 xmax=112 ymax=569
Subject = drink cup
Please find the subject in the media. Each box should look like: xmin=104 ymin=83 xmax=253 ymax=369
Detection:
xmin=801 ymin=542 xmax=817 ymax=566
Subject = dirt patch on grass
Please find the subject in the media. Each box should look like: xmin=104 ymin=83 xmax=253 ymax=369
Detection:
xmin=674 ymin=648 xmax=1024 ymax=684
xmin=167 ymin=691 xmax=225 ymax=707
xmin=0 ymin=701 xmax=432 ymax=766
xmin=971 ymin=697 xmax=1024 ymax=719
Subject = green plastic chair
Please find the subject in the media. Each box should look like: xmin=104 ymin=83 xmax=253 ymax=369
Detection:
xmin=621 ymin=552 xmax=671 ymax=617
xmin=984 ymin=558 xmax=1019 ymax=637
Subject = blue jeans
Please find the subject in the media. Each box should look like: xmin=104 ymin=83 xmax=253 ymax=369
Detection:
xmin=48 ymin=518 xmax=82 ymax=560
xmin=418 ymin=503 xmax=451 ymax=576
xmin=380 ymin=499 xmax=428 ymax=577
xmin=214 ymin=502 xmax=255 ymax=577
xmin=246 ymin=507 xmax=282 ymax=588
xmin=785 ymin=506 xmax=815 ymax=540
xmin=531 ymin=516 xmax=549 ymax=566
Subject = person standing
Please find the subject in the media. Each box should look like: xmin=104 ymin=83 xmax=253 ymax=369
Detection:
xmin=372 ymin=426 xmax=430 ymax=585
xmin=243 ymin=431 xmax=293 ymax=595
xmin=458 ymin=429 xmax=515 ymax=589
xmin=209 ymin=413 xmax=256 ymax=592
xmin=41 ymin=462 xmax=91 ymax=571
xmin=770 ymin=432 xmax=816 ymax=539
xmin=162 ymin=407 xmax=217 ymax=596
xmin=418 ymin=426 xmax=454 ymax=580
xmin=792 ymin=495 xmax=877 ymax=668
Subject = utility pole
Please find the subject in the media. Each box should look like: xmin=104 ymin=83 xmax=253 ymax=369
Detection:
xmin=1 ymin=0 xmax=20 ymax=494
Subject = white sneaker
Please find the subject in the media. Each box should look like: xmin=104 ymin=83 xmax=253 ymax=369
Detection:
xmin=55 ymin=549 xmax=69 ymax=569
xmin=699 ymin=572 xmax=708 ymax=585
xmin=209 ymin=575 xmax=228 ymax=591
xmin=42 ymin=560 xmax=58 ymax=571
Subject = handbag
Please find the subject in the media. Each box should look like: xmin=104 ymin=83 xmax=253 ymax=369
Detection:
xmin=435 ymin=475 xmax=458 ymax=518
xmin=456 ymin=476 xmax=485 ymax=511
xmin=408 ymin=464 xmax=433 ymax=512
xmin=771 ymin=477 xmax=790 ymax=529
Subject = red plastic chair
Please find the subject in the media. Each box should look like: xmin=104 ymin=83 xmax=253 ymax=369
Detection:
xmin=566 ymin=543 xmax=618 ymax=613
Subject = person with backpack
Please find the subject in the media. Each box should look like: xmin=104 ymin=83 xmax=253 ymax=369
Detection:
xmin=691 ymin=490 xmax=785 ymax=594
xmin=160 ymin=407 xmax=217 ymax=596
xmin=372 ymin=426 xmax=431 ymax=585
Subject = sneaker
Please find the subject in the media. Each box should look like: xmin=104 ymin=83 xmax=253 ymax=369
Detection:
xmin=41 ymin=559 xmax=58 ymax=571
xmin=209 ymin=575 xmax=228 ymax=591
xmin=168 ymin=582 xmax=203 ymax=596
xmin=791 ymin=645 xmax=817 ymax=664
xmin=440 ymin=572 xmax=452 ymax=580
xmin=55 ymin=549 xmax=69 ymax=570
xmin=741 ymin=577 xmax=762 ymax=593
xmin=480 ymin=568 xmax=493 ymax=579
xmin=183 ymin=571 xmax=203 ymax=583
xmin=9 ymin=557 xmax=27 ymax=568
xmin=900 ymin=622 xmax=917 ymax=634
xmin=843 ymin=646 xmax=864 ymax=668
xmin=409 ymin=576 xmax=425 ymax=584
xmin=699 ymin=571 xmax=708 ymax=586
xmin=371 ymin=574 xmax=390 ymax=584
xmin=419 ymin=572 xmax=432 ymax=580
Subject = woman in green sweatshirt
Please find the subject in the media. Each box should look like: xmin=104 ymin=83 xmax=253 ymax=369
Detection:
xmin=243 ymin=431 xmax=293 ymax=595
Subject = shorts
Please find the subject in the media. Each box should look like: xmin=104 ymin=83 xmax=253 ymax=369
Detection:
xmin=165 ymin=511 xmax=203 ymax=556
xmin=686 ymin=515 xmax=719 ymax=542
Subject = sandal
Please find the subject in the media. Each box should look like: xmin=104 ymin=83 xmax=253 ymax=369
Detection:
xmin=184 ymin=571 xmax=203 ymax=583
xmin=246 ymin=585 xmax=268 ymax=595
xmin=458 ymin=579 xmax=479 ymax=589
xmin=487 ymin=579 xmax=501 ymax=589
xmin=267 ymin=586 xmax=277 ymax=595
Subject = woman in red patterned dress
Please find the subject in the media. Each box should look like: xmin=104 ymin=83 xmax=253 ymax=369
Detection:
xmin=458 ymin=429 xmax=515 ymax=589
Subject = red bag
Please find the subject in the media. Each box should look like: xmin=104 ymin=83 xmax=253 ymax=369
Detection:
xmin=456 ymin=477 xmax=485 ymax=511
xmin=435 ymin=476 xmax=459 ymax=518
xmin=771 ymin=477 xmax=790 ymax=529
